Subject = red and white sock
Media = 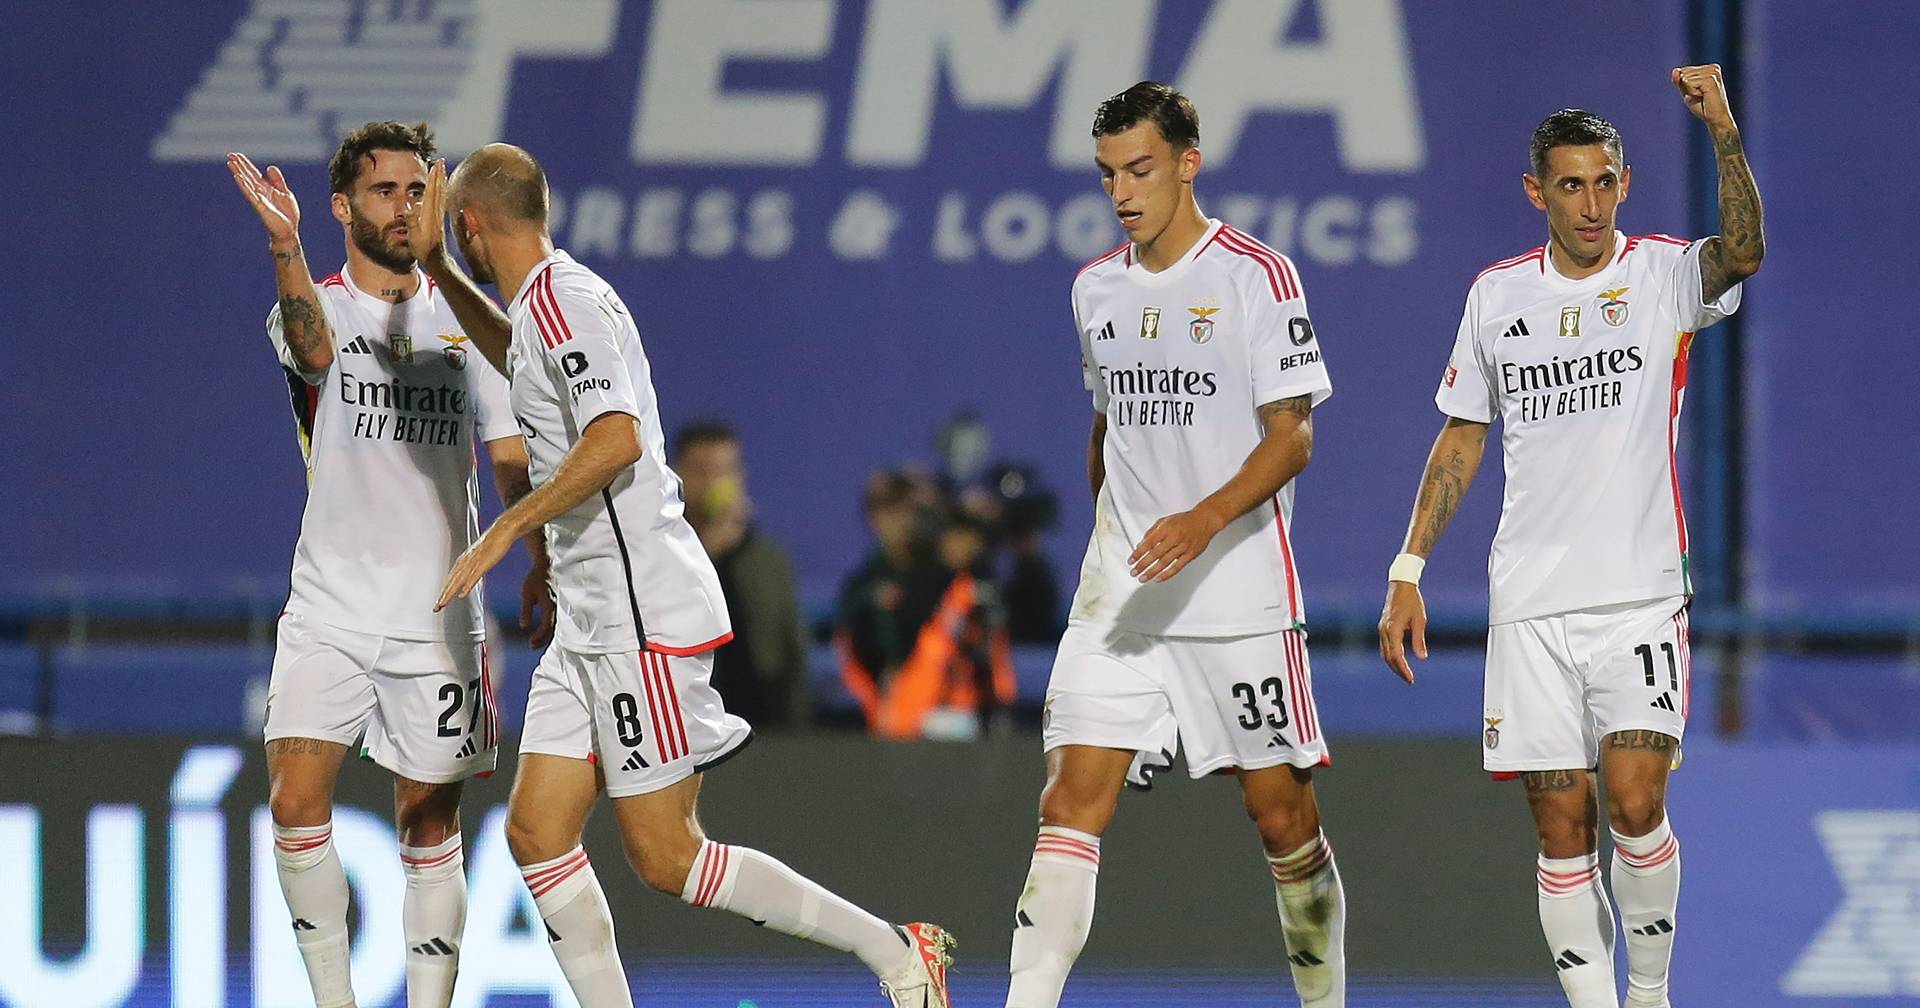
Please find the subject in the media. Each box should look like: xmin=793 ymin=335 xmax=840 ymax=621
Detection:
xmin=1537 ymin=853 xmax=1619 ymax=1008
xmin=520 ymin=848 xmax=631 ymax=1008
xmin=1006 ymin=825 xmax=1101 ymax=1008
xmin=1612 ymin=815 xmax=1680 ymax=1007
xmin=273 ymin=821 xmax=356 ymax=1008
xmin=400 ymin=834 xmax=466 ymax=1008
xmin=1268 ymin=831 xmax=1347 ymax=1008
xmin=681 ymin=839 xmax=910 ymax=977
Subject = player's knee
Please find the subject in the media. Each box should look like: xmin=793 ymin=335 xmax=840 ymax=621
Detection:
xmin=623 ymin=832 xmax=700 ymax=896
xmin=1037 ymin=778 xmax=1117 ymax=835
xmin=393 ymin=780 xmax=461 ymax=846
xmin=505 ymin=809 xmax=570 ymax=865
xmin=1606 ymin=790 xmax=1666 ymax=837
xmin=1246 ymin=802 xmax=1315 ymax=854
xmin=268 ymin=781 xmax=331 ymax=828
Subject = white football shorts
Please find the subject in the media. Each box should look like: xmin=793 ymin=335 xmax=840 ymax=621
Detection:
xmin=264 ymin=611 xmax=498 ymax=783
xmin=1483 ymin=596 xmax=1690 ymax=773
xmin=519 ymin=644 xmax=754 ymax=798
xmin=1042 ymin=621 xmax=1329 ymax=788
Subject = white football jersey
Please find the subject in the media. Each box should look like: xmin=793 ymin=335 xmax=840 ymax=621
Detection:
xmin=1436 ymin=231 xmax=1742 ymax=624
xmin=271 ymin=266 xmax=518 ymax=641
xmin=504 ymin=250 xmax=731 ymax=655
xmin=1067 ymin=219 xmax=1333 ymax=638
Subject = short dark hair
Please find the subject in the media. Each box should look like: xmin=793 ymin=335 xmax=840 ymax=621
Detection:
xmin=329 ymin=121 xmax=435 ymax=196
xmin=1092 ymin=81 xmax=1199 ymax=150
xmin=1529 ymin=109 xmax=1623 ymax=178
xmin=673 ymin=420 xmax=737 ymax=459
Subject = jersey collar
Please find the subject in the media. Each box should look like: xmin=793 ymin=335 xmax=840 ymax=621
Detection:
xmin=1542 ymin=230 xmax=1627 ymax=285
xmin=1125 ymin=218 xmax=1222 ymax=287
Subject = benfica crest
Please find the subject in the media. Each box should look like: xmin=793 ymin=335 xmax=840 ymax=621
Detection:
xmin=1484 ymin=716 xmax=1503 ymax=750
xmin=1600 ymin=287 xmax=1630 ymax=327
xmin=1188 ymin=306 xmax=1220 ymax=343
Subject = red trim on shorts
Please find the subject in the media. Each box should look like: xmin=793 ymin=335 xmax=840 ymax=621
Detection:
xmin=653 ymin=651 xmax=692 ymax=758
xmin=646 ymin=632 xmax=734 ymax=657
xmin=638 ymin=652 xmax=672 ymax=763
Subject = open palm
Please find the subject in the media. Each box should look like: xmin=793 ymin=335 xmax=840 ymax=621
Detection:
xmin=227 ymin=152 xmax=301 ymax=242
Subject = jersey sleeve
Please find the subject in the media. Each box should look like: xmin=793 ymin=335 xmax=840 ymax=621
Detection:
xmin=1666 ymin=237 xmax=1743 ymax=331
xmin=528 ymin=277 xmax=643 ymax=436
xmin=1434 ymin=287 xmax=1496 ymax=422
xmin=265 ymin=299 xmax=340 ymax=385
xmin=1072 ymin=285 xmax=1109 ymax=413
xmin=1246 ymin=262 xmax=1333 ymax=408
xmin=468 ymin=351 xmax=520 ymax=443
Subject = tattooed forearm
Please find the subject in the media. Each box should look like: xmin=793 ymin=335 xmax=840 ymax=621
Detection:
xmin=1703 ymin=124 xmax=1764 ymax=302
xmin=1605 ymin=729 xmax=1676 ymax=752
xmin=277 ymin=295 xmax=330 ymax=359
xmin=1257 ymin=394 xmax=1314 ymax=422
xmin=271 ymin=245 xmax=303 ymax=267
xmin=1400 ymin=419 xmax=1487 ymax=556
xmin=1520 ymin=769 xmax=1586 ymax=793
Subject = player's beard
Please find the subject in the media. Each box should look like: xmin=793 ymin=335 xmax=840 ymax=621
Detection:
xmin=349 ymin=214 xmax=416 ymax=274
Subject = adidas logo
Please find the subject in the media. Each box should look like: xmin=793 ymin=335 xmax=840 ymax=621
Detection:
xmin=1288 ymin=950 xmax=1324 ymax=968
xmin=620 ymin=750 xmax=650 ymax=772
xmin=1501 ymin=318 xmax=1532 ymax=339
xmin=1096 ymin=321 xmax=1116 ymax=341
xmin=1553 ymin=948 xmax=1589 ymax=970
xmin=342 ymin=335 xmax=373 ymax=355
xmin=545 ymin=923 xmax=561 ymax=943
xmin=291 ymin=918 xmax=316 ymax=931
xmin=1015 ymin=910 xmax=1035 ymax=928
xmin=456 ymin=737 xmax=478 ymax=759
xmin=1631 ymin=918 xmax=1675 ymax=936
xmin=411 ymin=937 xmax=457 ymax=957
xmin=1650 ymin=692 xmax=1677 ymax=712
xmin=1266 ymin=731 xmax=1288 ymax=750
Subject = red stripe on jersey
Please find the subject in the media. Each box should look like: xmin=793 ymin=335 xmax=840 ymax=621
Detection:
xmin=1076 ymin=243 xmax=1127 ymax=278
xmin=1221 ymin=226 xmax=1299 ymax=299
xmin=1474 ymin=247 xmax=1545 ymax=282
xmin=1668 ymin=332 xmax=1694 ymax=565
xmin=1214 ymin=227 xmax=1298 ymax=301
xmin=527 ymin=282 xmax=564 ymax=349
xmin=536 ymin=270 xmax=576 ymax=345
xmin=1269 ymin=498 xmax=1303 ymax=627
xmin=1641 ymin=233 xmax=1691 ymax=246
xmin=320 ymin=274 xmax=353 ymax=299
xmin=638 ymin=652 xmax=672 ymax=763
xmin=647 ymin=632 xmax=735 ymax=657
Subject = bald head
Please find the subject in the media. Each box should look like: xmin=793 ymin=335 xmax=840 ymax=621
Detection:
xmin=448 ymin=143 xmax=549 ymax=226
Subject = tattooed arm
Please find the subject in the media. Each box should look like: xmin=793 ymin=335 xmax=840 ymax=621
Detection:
xmin=227 ymin=152 xmax=335 ymax=374
xmin=1378 ymin=416 xmax=1490 ymax=683
xmin=1674 ymin=64 xmax=1765 ymax=302
xmin=1126 ymin=394 xmax=1314 ymax=583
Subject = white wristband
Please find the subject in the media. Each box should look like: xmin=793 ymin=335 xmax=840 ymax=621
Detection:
xmin=1388 ymin=553 xmax=1426 ymax=586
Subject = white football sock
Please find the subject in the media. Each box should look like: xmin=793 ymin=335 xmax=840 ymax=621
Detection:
xmin=1268 ymin=831 xmax=1348 ymax=1008
xmin=521 ymin=848 xmax=632 ymax=1008
xmin=400 ymin=834 xmax=466 ymax=1008
xmin=1538 ymin=853 xmax=1620 ymax=1008
xmin=681 ymin=839 xmax=912 ymax=976
xmin=1611 ymin=815 xmax=1680 ymax=1008
xmin=1005 ymin=825 xmax=1101 ymax=1008
xmin=273 ymin=821 xmax=356 ymax=1008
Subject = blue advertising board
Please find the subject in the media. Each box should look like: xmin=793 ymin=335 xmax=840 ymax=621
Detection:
xmin=6 ymin=0 xmax=1705 ymax=616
